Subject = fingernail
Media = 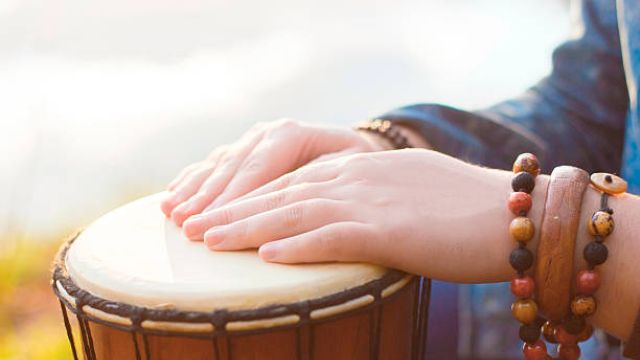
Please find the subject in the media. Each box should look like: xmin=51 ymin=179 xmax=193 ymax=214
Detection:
xmin=259 ymin=243 xmax=280 ymax=261
xmin=204 ymin=228 xmax=225 ymax=248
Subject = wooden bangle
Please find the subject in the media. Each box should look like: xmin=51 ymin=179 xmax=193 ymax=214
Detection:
xmin=534 ymin=166 xmax=590 ymax=322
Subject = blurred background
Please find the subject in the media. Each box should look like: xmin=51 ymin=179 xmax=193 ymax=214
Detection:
xmin=0 ymin=0 xmax=568 ymax=358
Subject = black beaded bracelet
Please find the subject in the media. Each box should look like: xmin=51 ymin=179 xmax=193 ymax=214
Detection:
xmin=355 ymin=119 xmax=412 ymax=149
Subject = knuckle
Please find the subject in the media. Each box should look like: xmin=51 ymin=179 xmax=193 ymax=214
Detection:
xmin=218 ymin=207 xmax=235 ymax=225
xmin=241 ymin=156 xmax=263 ymax=173
xmin=266 ymin=191 xmax=287 ymax=211
xmin=276 ymin=174 xmax=292 ymax=189
xmin=283 ymin=203 xmax=304 ymax=228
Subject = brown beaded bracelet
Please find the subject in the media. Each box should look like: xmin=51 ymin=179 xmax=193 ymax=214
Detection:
xmin=355 ymin=119 xmax=412 ymax=149
xmin=507 ymin=153 xmax=550 ymax=359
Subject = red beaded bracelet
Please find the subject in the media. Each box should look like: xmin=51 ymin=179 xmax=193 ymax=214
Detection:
xmin=507 ymin=153 xmax=549 ymax=359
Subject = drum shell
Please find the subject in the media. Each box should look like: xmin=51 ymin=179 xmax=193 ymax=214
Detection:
xmin=63 ymin=276 xmax=428 ymax=360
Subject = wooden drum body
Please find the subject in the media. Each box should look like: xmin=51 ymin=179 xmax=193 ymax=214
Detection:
xmin=52 ymin=194 xmax=430 ymax=360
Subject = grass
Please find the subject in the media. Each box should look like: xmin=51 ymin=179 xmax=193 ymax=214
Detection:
xmin=0 ymin=234 xmax=75 ymax=360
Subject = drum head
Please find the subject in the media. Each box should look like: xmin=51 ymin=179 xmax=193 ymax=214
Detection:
xmin=65 ymin=193 xmax=388 ymax=312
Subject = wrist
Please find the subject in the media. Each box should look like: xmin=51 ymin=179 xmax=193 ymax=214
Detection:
xmin=581 ymin=186 xmax=639 ymax=339
xmin=356 ymin=130 xmax=395 ymax=151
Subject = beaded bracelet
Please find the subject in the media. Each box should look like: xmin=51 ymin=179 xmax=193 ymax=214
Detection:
xmin=507 ymin=153 xmax=549 ymax=359
xmin=548 ymin=172 xmax=627 ymax=360
xmin=355 ymin=119 xmax=412 ymax=149
xmin=508 ymin=163 xmax=628 ymax=359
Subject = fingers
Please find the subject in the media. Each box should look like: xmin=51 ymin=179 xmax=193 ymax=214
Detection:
xmin=169 ymin=154 xmax=238 ymax=226
xmin=205 ymin=138 xmax=292 ymax=210
xmin=228 ymin=161 xmax=340 ymax=205
xmin=170 ymin=134 xmax=266 ymax=226
xmin=202 ymin=199 xmax=349 ymax=250
xmin=258 ymin=222 xmax=377 ymax=264
xmin=182 ymin=181 xmax=337 ymax=240
xmin=160 ymin=165 xmax=218 ymax=217
xmin=167 ymin=162 xmax=201 ymax=191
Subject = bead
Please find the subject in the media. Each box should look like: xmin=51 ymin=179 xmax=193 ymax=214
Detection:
xmin=534 ymin=316 xmax=546 ymax=328
xmin=511 ymin=299 xmax=538 ymax=324
xmin=577 ymin=323 xmax=594 ymax=342
xmin=510 ymin=217 xmax=535 ymax=242
xmin=584 ymin=241 xmax=608 ymax=266
xmin=576 ymin=270 xmax=601 ymax=295
xmin=513 ymin=153 xmax=541 ymax=176
xmin=542 ymin=321 xmax=558 ymax=343
xmin=590 ymin=172 xmax=627 ymax=195
xmin=558 ymin=343 xmax=581 ymax=360
xmin=519 ymin=323 xmax=542 ymax=344
xmin=571 ymin=296 xmax=597 ymax=316
xmin=587 ymin=210 xmax=614 ymax=237
xmin=510 ymin=275 xmax=535 ymax=298
xmin=556 ymin=325 xmax=578 ymax=344
xmin=510 ymin=247 xmax=534 ymax=272
xmin=512 ymin=171 xmax=536 ymax=193
xmin=523 ymin=340 xmax=547 ymax=360
xmin=508 ymin=192 xmax=533 ymax=215
xmin=563 ymin=315 xmax=586 ymax=335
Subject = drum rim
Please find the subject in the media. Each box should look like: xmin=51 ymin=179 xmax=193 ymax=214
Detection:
xmin=52 ymin=232 xmax=412 ymax=336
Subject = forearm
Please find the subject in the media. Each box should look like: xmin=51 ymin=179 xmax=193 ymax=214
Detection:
xmin=391 ymin=155 xmax=548 ymax=282
xmin=575 ymin=186 xmax=640 ymax=340
xmin=459 ymin=166 xmax=640 ymax=340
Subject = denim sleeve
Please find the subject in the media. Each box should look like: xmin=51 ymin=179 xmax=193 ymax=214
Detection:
xmin=379 ymin=0 xmax=628 ymax=174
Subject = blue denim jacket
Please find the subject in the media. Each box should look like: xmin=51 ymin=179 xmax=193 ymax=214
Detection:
xmin=380 ymin=0 xmax=640 ymax=358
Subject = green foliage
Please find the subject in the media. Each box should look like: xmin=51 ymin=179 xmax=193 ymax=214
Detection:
xmin=0 ymin=236 xmax=73 ymax=360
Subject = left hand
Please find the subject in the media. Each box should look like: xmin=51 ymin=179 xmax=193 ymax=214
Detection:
xmin=182 ymin=149 xmax=517 ymax=280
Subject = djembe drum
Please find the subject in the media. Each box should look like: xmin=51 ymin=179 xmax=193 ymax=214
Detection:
xmin=52 ymin=193 xmax=430 ymax=360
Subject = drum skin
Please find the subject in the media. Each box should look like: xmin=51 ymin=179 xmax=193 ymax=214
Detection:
xmin=52 ymin=194 xmax=430 ymax=359
xmin=84 ymin=277 xmax=420 ymax=360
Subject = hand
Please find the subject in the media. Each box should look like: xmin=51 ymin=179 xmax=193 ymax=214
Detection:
xmin=182 ymin=149 xmax=536 ymax=282
xmin=161 ymin=119 xmax=391 ymax=226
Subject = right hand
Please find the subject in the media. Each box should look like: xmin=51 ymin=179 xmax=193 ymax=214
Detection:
xmin=160 ymin=119 xmax=391 ymax=229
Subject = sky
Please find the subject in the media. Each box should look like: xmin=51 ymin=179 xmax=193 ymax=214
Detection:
xmin=0 ymin=0 xmax=570 ymax=242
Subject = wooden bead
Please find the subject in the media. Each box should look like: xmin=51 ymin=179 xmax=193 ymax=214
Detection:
xmin=558 ymin=343 xmax=581 ymax=360
xmin=576 ymin=270 xmax=600 ymax=295
xmin=555 ymin=325 xmax=578 ymax=345
xmin=519 ymin=323 xmax=542 ymax=344
xmin=510 ymin=216 xmax=535 ymax=242
xmin=563 ymin=315 xmax=586 ymax=335
xmin=513 ymin=153 xmax=541 ymax=176
xmin=511 ymin=299 xmax=538 ymax=324
xmin=508 ymin=192 xmax=533 ymax=215
xmin=510 ymin=247 xmax=534 ymax=272
xmin=590 ymin=172 xmax=627 ymax=195
xmin=584 ymin=242 xmax=608 ymax=266
xmin=542 ymin=321 xmax=558 ymax=343
xmin=571 ymin=296 xmax=597 ymax=316
xmin=577 ymin=323 xmax=594 ymax=342
xmin=511 ymin=275 xmax=535 ymax=298
xmin=587 ymin=210 xmax=614 ymax=237
xmin=512 ymin=171 xmax=536 ymax=193
xmin=523 ymin=340 xmax=547 ymax=360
